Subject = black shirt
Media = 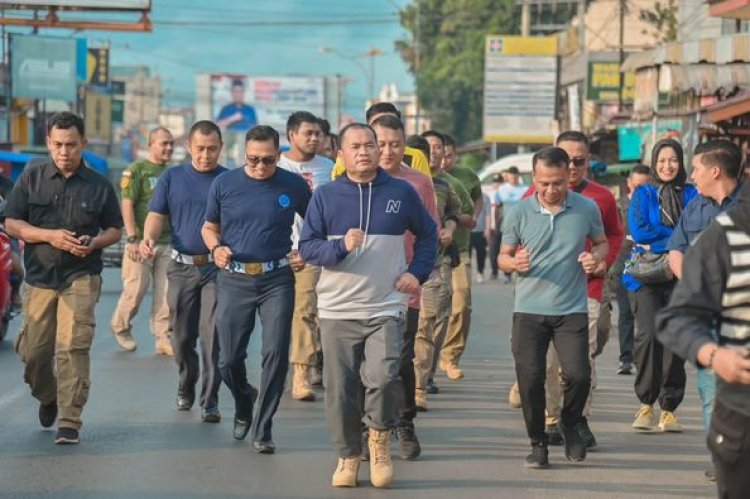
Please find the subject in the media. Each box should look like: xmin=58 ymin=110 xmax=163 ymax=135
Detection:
xmin=5 ymin=158 xmax=123 ymax=290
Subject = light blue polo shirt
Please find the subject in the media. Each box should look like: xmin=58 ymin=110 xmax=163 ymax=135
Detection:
xmin=502 ymin=191 xmax=604 ymax=316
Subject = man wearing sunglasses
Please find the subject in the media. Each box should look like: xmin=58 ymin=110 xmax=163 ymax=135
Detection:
xmin=202 ymin=125 xmax=312 ymax=454
xmin=541 ymin=131 xmax=624 ymax=448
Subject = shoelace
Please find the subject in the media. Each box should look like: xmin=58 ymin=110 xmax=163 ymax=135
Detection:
xmin=371 ymin=435 xmax=390 ymax=465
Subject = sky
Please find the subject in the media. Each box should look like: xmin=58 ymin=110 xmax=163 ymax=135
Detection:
xmin=8 ymin=0 xmax=416 ymax=118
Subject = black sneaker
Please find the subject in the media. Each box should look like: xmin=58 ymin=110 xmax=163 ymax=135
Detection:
xmin=176 ymin=387 xmax=195 ymax=411
xmin=524 ymin=442 xmax=549 ymax=469
xmin=579 ymin=417 xmax=597 ymax=449
xmin=545 ymin=424 xmax=563 ymax=446
xmin=201 ymin=407 xmax=221 ymax=423
xmin=558 ymin=420 xmax=586 ymax=462
xmin=704 ymin=467 xmax=716 ymax=482
xmin=55 ymin=427 xmax=79 ymax=445
xmin=396 ymin=425 xmax=421 ymax=460
xmin=616 ymin=362 xmax=633 ymax=375
xmin=426 ymin=379 xmax=440 ymax=395
xmin=39 ymin=401 xmax=58 ymax=428
xmin=360 ymin=429 xmax=370 ymax=461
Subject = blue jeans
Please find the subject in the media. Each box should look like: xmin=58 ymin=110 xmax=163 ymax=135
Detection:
xmin=216 ymin=267 xmax=295 ymax=443
xmin=697 ymin=367 xmax=716 ymax=432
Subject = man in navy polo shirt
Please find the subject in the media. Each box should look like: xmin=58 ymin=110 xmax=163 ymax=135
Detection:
xmin=202 ymin=125 xmax=311 ymax=454
xmin=140 ymin=120 xmax=228 ymax=423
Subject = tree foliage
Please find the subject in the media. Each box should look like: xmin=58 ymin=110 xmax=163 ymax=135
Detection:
xmin=639 ymin=0 xmax=678 ymax=43
xmin=396 ymin=0 xmax=518 ymax=144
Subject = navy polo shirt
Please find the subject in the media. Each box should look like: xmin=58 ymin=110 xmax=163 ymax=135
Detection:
xmin=149 ymin=164 xmax=228 ymax=255
xmin=205 ymin=167 xmax=311 ymax=262
xmin=667 ymin=183 xmax=742 ymax=253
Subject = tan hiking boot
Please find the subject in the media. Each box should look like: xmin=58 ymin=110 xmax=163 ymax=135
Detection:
xmin=508 ymin=382 xmax=521 ymax=408
xmin=659 ymin=411 xmax=682 ymax=432
xmin=444 ymin=363 xmax=464 ymax=380
xmin=155 ymin=337 xmax=174 ymax=356
xmin=114 ymin=331 xmax=137 ymax=352
xmin=368 ymin=429 xmax=394 ymax=488
xmin=292 ymin=364 xmax=316 ymax=401
xmin=332 ymin=457 xmax=360 ymax=487
xmin=632 ymin=404 xmax=656 ymax=431
xmin=415 ymin=389 xmax=428 ymax=412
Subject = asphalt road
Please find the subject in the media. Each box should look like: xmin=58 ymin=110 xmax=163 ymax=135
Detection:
xmin=0 ymin=268 xmax=715 ymax=498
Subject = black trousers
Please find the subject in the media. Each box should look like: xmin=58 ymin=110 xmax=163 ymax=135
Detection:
xmin=469 ymin=232 xmax=487 ymax=275
xmin=630 ymin=282 xmax=686 ymax=411
xmin=489 ymin=231 xmax=501 ymax=278
xmin=398 ymin=307 xmax=420 ymax=426
xmin=708 ymin=401 xmax=750 ymax=499
xmin=511 ymin=312 xmax=590 ymax=444
xmin=167 ymin=261 xmax=221 ymax=410
xmin=613 ymin=273 xmax=634 ymax=364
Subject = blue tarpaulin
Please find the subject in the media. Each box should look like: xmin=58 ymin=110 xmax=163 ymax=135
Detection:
xmin=0 ymin=150 xmax=108 ymax=181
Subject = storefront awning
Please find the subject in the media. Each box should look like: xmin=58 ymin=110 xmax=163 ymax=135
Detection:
xmin=622 ymin=33 xmax=750 ymax=72
xmin=701 ymin=92 xmax=750 ymax=123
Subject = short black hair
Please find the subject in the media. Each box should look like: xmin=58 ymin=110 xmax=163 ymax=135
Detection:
xmin=370 ymin=114 xmax=405 ymax=136
xmin=318 ymin=117 xmax=331 ymax=136
xmin=245 ymin=125 xmax=280 ymax=149
xmin=339 ymin=123 xmax=376 ymax=147
xmin=47 ymin=111 xmax=85 ymax=137
xmin=532 ymin=146 xmax=570 ymax=171
xmin=329 ymin=133 xmax=339 ymax=152
xmin=405 ymin=135 xmax=430 ymax=161
xmin=189 ymin=120 xmax=222 ymax=142
xmin=694 ymin=139 xmax=742 ymax=179
xmin=443 ymin=134 xmax=456 ymax=148
xmin=231 ymin=79 xmax=244 ymax=88
xmin=556 ymin=130 xmax=589 ymax=149
xmin=421 ymin=130 xmax=444 ymax=146
xmin=286 ymin=111 xmax=320 ymax=138
xmin=366 ymin=102 xmax=401 ymax=122
xmin=630 ymin=164 xmax=652 ymax=176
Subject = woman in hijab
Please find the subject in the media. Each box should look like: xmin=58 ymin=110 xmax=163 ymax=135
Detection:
xmin=624 ymin=138 xmax=698 ymax=434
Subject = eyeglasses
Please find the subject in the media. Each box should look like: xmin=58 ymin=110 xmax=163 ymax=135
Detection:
xmin=569 ymin=157 xmax=587 ymax=168
xmin=246 ymin=156 xmax=276 ymax=167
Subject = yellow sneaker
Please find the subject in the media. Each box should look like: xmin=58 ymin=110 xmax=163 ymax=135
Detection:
xmin=291 ymin=364 xmax=316 ymax=401
xmin=508 ymin=382 xmax=522 ymax=409
xmin=659 ymin=411 xmax=682 ymax=432
xmin=632 ymin=404 xmax=656 ymax=431
xmin=368 ymin=429 xmax=394 ymax=488
xmin=155 ymin=337 xmax=174 ymax=356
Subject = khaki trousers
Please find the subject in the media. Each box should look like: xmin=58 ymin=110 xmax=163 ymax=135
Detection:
xmin=14 ymin=274 xmax=102 ymax=429
xmin=289 ymin=264 xmax=322 ymax=366
xmin=414 ymin=256 xmax=452 ymax=390
xmin=110 ymin=244 xmax=170 ymax=340
xmin=440 ymin=251 xmax=472 ymax=366
xmin=545 ymin=298 xmax=600 ymax=423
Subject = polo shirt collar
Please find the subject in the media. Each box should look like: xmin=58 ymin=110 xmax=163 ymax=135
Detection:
xmin=532 ymin=192 xmax=571 ymax=213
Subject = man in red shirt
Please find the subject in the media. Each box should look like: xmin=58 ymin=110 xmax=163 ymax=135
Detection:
xmin=515 ymin=131 xmax=623 ymax=448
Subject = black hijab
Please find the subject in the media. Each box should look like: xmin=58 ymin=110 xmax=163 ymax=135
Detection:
xmin=650 ymin=138 xmax=687 ymax=227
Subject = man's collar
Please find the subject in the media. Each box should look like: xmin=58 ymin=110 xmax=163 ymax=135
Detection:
xmin=532 ymin=192 xmax=570 ymax=213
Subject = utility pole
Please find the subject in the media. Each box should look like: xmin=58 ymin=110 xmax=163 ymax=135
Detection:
xmin=521 ymin=0 xmax=530 ymax=36
xmin=618 ymin=0 xmax=626 ymax=112
xmin=414 ymin=0 xmax=421 ymax=133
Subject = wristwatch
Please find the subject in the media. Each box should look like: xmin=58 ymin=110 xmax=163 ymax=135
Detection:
xmin=126 ymin=235 xmax=138 ymax=244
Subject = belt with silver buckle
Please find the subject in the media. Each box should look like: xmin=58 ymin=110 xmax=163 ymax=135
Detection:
xmin=171 ymin=249 xmax=213 ymax=266
xmin=228 ymin=258 xmax=290 ymax=275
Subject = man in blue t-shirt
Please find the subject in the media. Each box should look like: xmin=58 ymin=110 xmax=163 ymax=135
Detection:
xmin=215 ymin=79 xmax=258 ymax=132
xmin=140 ymin=120 xmax=228 ymax=424
xmin=202 ymin=125 xmax=311 ymax=454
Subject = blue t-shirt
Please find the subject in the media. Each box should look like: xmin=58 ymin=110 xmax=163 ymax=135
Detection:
xmin=149 ymin=164 xmax=228 ymax=255
xmin=216 ymin=103 xmax=257 ymax=132
xmin=205 ymin=167 xmax=312 ymax=262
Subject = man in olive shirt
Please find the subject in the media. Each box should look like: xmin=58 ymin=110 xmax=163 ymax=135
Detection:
xmin=111 ymin=127 xmax=174 ymax=355
xmin=422 ymin=131 xmax=479 ymax=380
xmin=6 ymin=112 xmax=123 ymax=445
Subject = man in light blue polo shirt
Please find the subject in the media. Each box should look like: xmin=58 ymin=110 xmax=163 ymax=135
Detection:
xmin=500 ymin=146 xmax=607 ymax=469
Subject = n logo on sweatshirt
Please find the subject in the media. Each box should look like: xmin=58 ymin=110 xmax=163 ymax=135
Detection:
xmin=385 ymin=199 xmax=401 ymax=214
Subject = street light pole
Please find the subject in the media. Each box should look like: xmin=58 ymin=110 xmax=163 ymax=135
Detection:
xmin=320 ymin=46 xmax=382 ymax=102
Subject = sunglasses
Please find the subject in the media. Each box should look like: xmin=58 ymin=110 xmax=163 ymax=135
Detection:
xmin=246 ymin=156 xmax=276 ymax=167
xmin=568 ymin=157 xmax=587 ymax=168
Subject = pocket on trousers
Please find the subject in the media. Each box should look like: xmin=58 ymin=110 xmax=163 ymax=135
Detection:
xmin=13 ymin=325 xmax=27 ymax=361
xmin=73 ymin=379 xmax=91 ymax=407
xmin=707 ymin=407 xmax=746 ymax=466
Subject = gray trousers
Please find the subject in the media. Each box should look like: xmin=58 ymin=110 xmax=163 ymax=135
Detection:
xmin=320 ymin=315 xmax=403 ymax=458
xmin=167 ymin=261 xmax=221 ymax=410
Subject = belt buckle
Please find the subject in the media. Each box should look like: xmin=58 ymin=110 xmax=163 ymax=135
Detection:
xmin=192 ymin=254 xmax=208 ymax=266
xmin=245 ymin=262 xmax=263 ymax=275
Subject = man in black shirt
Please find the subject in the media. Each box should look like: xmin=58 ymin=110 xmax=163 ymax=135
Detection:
xmin=5 ymin=112 xmax=123 ymax=445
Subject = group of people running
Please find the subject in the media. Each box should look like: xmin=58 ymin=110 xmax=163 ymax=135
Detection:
xmin=3 ymin=103 xmax=749 ymax=496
